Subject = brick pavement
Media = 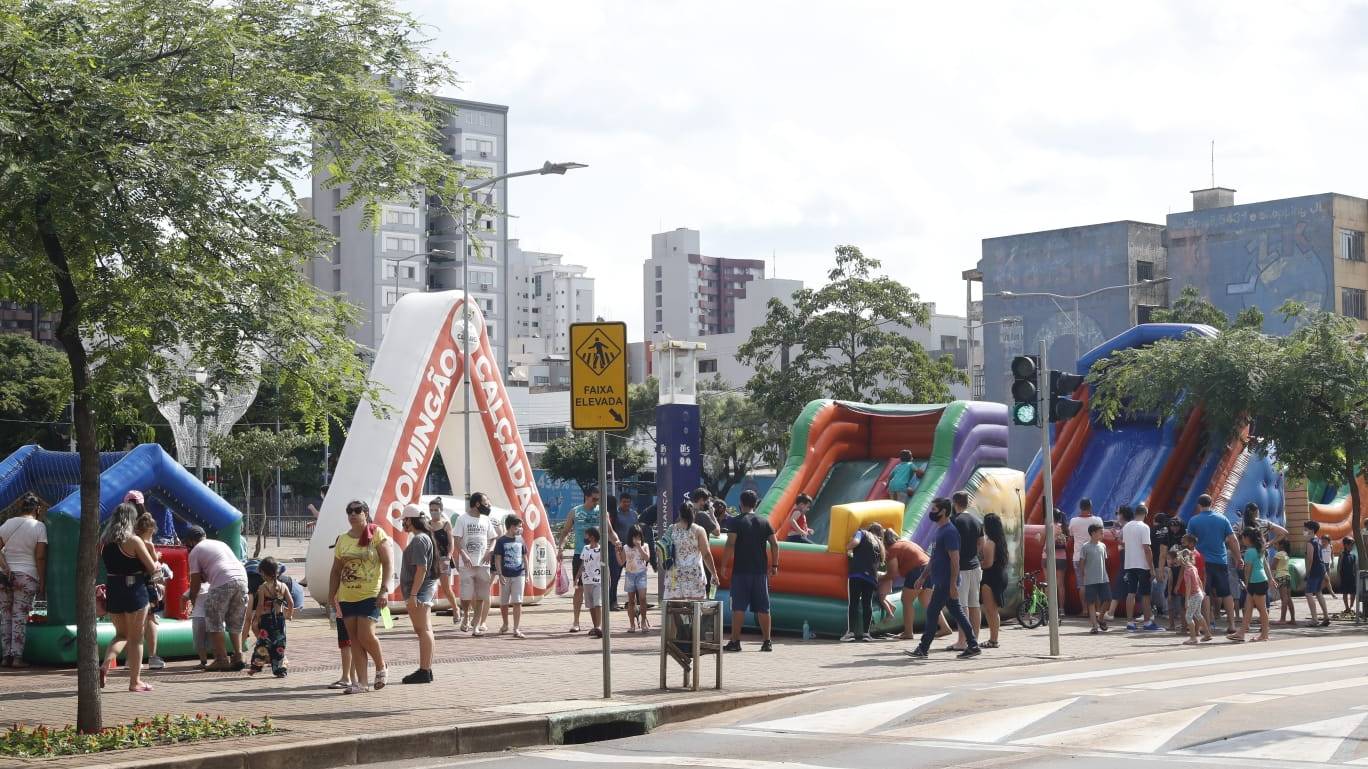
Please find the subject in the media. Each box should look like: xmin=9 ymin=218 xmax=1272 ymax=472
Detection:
xmin=0 ymin=590 xmax=1357 ymax=768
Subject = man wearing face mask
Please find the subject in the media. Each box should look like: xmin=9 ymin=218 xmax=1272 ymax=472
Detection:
xmin=906 ymin=498 xmax=980 ymax=660
xmin=453 ymin=493 xmax=498 ymax=636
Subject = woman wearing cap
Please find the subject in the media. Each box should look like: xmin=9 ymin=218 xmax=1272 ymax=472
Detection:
xmin=327 ymin=500 xmax=392 ymax=694
xmin=399 ymin=504 xmax=438 ymax=684
xmin=0 ymin=494 xmax=47 ymax=667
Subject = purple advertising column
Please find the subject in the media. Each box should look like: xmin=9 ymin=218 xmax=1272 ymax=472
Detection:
xmin=656 ymin=403 xmax=701 ymax=525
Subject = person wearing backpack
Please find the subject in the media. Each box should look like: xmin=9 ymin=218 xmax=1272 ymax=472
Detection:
xmin=844 ymin=522 xmax=885 ymax=642
xmin=1303 ymin=521 xmax=1331 ymax=627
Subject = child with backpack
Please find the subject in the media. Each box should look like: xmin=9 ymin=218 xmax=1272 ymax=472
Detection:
xmin=618 ymin=525 xmax=651 ymax=633
xmin=248 ymin=557 xmax=293 ymax=677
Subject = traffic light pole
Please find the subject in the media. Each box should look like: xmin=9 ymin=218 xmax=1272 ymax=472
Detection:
xmin=1039 ymin=339 xmax=1061 ymax=656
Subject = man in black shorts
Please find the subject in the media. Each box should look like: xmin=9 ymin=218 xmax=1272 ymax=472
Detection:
xmin=721 ymin=490 xmax=779 ymax=652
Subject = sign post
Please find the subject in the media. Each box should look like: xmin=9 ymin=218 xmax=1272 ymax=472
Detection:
xmin=570 ymin=321 xmax=629 ymax=699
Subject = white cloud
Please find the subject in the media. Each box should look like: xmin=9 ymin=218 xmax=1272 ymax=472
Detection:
xmin=401 ymin=0 xmax=1368 ymax=339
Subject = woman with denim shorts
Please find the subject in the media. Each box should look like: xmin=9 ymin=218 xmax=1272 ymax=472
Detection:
xmin=399 ymin=504 xmax=438 ymax=684
xmin=328 ymin=500 xmax=393 ymax=694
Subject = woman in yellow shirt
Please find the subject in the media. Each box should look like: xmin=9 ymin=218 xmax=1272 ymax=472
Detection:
xmin=328 ymin=500 xmax=394 ymax=694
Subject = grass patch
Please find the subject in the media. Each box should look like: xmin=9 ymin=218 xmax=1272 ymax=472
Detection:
xmin=1 ymin=714 xmax=275 ymax=758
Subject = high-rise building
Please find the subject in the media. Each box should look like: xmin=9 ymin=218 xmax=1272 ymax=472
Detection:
xmin=507 ymin=239 xmax=595 ymax=388
xmin=643 ymin=228 xmax=767 ymax=339
xmin=0 ymin=302 xmax=58 ymax=346
xmin=307 ymin=98 xmax=509 ymax=363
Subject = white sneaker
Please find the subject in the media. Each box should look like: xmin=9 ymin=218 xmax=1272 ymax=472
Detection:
xmin=148 ymin=656 xmax=166 ymax=670
xmin=459 ymin=621 xmax=470 ymax=633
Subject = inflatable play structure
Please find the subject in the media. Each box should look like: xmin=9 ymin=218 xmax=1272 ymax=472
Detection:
xmin=1308 ymin=475 xmax=1366 ymax=542
xmin=1023 ymin=323 xmax=1286 ymax=610
xmin=305 ymin=293 xmax=556 ymax=606
xmin=712 ymin=400 xmax=1025 ymax=637
xmin=0 ymin=443 xmax=242 ymax=663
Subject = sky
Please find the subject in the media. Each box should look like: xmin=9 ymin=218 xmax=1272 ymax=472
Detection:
xmin=401 ymin=1 xmax=1368 ymax=342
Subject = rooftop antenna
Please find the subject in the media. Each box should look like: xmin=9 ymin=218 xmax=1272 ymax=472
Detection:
xmin=771 ymin=249 xmax=776 ymax=278
xmin=1210 ymin=139 xmax=1216 ymax=188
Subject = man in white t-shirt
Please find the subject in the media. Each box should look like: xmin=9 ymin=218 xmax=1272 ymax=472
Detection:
xmin=454 ymin=492 xmax=498 ymax=636
xmin=1067 ymin=498 xmax=1100 ymax=611
xmin=1118 ymin=505 xmax=1159 ymax=631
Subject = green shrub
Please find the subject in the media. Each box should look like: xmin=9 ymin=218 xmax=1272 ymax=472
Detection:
xmin=1 ymin=714 xmax=274 ymax=757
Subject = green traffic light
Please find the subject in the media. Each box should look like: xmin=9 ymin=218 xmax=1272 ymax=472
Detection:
xmin=1013 ymin=402 xmax=1037 ymax=426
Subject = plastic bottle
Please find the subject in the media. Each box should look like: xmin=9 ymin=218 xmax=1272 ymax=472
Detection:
xmin=801 ymin=620 xmax=812 ymax=640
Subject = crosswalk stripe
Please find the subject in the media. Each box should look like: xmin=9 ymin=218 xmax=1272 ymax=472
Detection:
xmin=1259 ymin=673 xmax=1368 ymax=697
xmin=1125 ymin=656 xmax=1368 ymax=691
xmin=532 ymin=748 xmax=836 ymax=769
xmin=877 ymin=697 xmax=1078 ymax=743
xmin=744 ymin=693 xmax=946 ymax=735
xmin=996 ymin=640 xmax=1368 ymax=686
xmin=1172 ymin=713 xmax=1367 ymax=763
xmin=1015 ymin=704 xmax=1213 ymax=754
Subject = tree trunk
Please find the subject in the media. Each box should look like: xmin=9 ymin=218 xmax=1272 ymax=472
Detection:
xmin=36 ymin=193 xmax=102 ymax=732
xmin=254 ymin=483 xmax=269 ymax=558
xmin=1350 ymin=457 xmax=1364 ymax=582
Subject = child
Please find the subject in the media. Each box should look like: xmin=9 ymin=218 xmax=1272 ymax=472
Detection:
xmin=785 ymin=494 xmax=815 ymax=544
xmin=1177 ymin=548 xmax=1212 ymax=644
xmin=1080 ymin=523 xmax=1109 ymax=633
xmin=493 ymin=517 xmax=527 ymax=639
xmin=248 ymin=557 xmax=293 ymax=677
xmin=188 ymin=582 xmax=211 ymax=669
xmin=618 ymin=524 xmax=651 ymax=633
xmin=1274 ymin=541 xmax=1295 ymax=626
xmin=1228 ymin=529 xmax=1270 ymax=642
xmin=581 ymin=527 xmax=605 ymax=638
xmin=1181 ymin=533 xmax=1209 ymax=628
xmin=1166 ymin=549 xmax=1186 ymax=634
xmin=1339 ymin=537 xmax=1359 ymax=614
xmin=134 ymin=514 xmax=169 ymax=671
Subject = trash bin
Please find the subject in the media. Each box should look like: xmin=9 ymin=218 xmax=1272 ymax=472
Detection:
xmin=659 ymin=599 xmax=723 ymax=691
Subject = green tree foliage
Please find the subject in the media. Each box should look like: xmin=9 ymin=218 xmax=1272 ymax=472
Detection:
xmin=0 ymin=0 xmax=473 ymax=730
xmin=627 ymin=376 xmax=659 ymax=434
xmin=1089 ymin=303 xmax=1368 ymax=566
xmin=698 ymin=379 xmax=768 ymax=499
xmin=0 ymin=334 xmax=69 ymax=453
xmin=737 ymin=245 xmax=965 ymax=459
xmin=211 ymin=428 xmax=318 ymax=557
xmin=1152 ymin=285 xmax=1265 ymax=331
xmin=540 ymin=431 xmax=650 ymax=494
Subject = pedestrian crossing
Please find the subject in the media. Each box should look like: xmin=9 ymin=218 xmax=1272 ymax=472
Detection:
xmin=724 ymin=645 xmax=1368 ymax=765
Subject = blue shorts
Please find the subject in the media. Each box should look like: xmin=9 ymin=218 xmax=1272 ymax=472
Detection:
xmin=339 ymin=597 xmax=381 ymax=621
xmin=624 ymin=570 xmax=648 ymax=594
xmin=403 ymin=579 xmax=436 ymax=605
xmin=729 ymin=572 xmax=771 ymax=615
xmin=1085 ymin=583 xmax=1110 ymax=605
xmin=1306 ymin=567 xmax=1326 ymax=594
xmin=1205 ymin=565 xmax=1232 ymax=599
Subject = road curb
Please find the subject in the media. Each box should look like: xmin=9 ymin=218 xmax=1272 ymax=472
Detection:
xmin=93 ymin=688 xmax=805 ymax=769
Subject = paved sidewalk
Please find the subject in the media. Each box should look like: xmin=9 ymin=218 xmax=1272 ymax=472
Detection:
xmin=1 ymin=592 xmax=1359 ymax=768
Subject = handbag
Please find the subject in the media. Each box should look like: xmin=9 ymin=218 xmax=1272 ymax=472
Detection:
xmin=554 ymin=560 xmax=570 ymax=596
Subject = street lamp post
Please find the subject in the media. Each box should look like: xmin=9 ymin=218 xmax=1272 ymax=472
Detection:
xmin=386 ymin=250 xmax=453 ymax=311
xmin=447 ymin=161 xmax=586 ymax=500
xmin=994 ymin=277 xmax=1171 ymax=365
xmin=192 ymin=368 xmax=209 ymax=482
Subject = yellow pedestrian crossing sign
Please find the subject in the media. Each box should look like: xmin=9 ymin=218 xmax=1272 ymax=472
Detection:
xmin=570 ymin=322 xmax=629 ymax=430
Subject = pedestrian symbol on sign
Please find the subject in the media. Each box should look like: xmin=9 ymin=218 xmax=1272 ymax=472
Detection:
xmin=574 ymin=328 xmax=622 ymax=376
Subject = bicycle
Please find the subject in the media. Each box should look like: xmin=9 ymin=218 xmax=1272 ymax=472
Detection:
xmin=1016 ymin=570 xmax=1050 ymax=629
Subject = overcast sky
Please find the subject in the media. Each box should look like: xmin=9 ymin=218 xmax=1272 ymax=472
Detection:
xmin=402 ymin=1 xmax=1368 ymax=342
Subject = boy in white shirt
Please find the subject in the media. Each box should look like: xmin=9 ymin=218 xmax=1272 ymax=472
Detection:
xmin=581 ymin=527 xmax=605 ymax=639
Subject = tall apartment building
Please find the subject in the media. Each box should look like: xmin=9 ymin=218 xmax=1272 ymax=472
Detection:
xmin=643 ymin=228 xmax=767 ymax=339
xmin=975 ymin=186 xmax=1368 ymax=468
xmin=507 ymin=239 xmax=595 ymax=387
xmin=308 ymin=98 xmax=509 ymax=365
xmin=0 ymin=302 xmax=58 ymax=346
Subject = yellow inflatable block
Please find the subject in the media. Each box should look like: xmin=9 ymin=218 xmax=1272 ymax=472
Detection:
xmin=827 ymin=500 xmax=906 ymax=554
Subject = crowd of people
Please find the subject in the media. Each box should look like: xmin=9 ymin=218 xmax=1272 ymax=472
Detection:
xmin=0 ymin=470 xmax=1360 ymax=691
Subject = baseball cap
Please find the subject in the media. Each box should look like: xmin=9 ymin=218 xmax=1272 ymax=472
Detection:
xmin=401 ymin=503 xmax=425 ymax=519
xmin=124 ymin=490 xmax=145 ymax=505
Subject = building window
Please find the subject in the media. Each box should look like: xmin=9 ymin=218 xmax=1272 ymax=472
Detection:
xmin=384 ymin=209 xmax=417 ymax=226
xmin=1341 ymin=229 xmax=1366 ymax=262
xmin=1342 ymin=286 xmax=1367 ymax=320
xmin=655 ymin=309 xmax=663 ymax=322
xmin=655 ymin=295 xmax=662 ymax=308
xmin=463 ymin=136 xmax=496 ymax=157
xmin=530 ymin=426 xmax=568 ymax=443
xmin=655 ymin=280 xmax=662 ymax=293
xmin=331 ymin=215 xmax=341 ymax=235
xmin=384 ymin=263 xmax=417 ymax=280
xmin=655 ymin=266 xmax=662 ymax=278
xmin=698 ymin=359 xmax=718 ymax=374
xmin=332 ymin=272 xmax=342 ymax=292
xmin=383 ymin=234 xmax=417 ymax=254
xmin=331 ymin=244 xmax=341 ymax=265
xmin=1136 ymin=260 xmax=1155 ymax=281
xmin=331 ymin=188 xmax=342 ymax=207
xmin=1137 ymin=305 xmax=1159 ymax=324
xmin=939 ymin=335 xmax=958 ymax=352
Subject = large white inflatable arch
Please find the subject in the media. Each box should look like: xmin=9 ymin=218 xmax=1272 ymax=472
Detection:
xmin=305 ymin=293 xmax=557 ymax=604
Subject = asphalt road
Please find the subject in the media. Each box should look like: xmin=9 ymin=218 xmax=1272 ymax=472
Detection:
xmin=370 ymin=633 xmax=1368 ymax=768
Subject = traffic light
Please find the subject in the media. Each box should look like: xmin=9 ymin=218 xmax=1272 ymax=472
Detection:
xmin=1010 ymin=355 xmax=1040 ymax=426
xmin=1049 ymin=370 xmax=1086 ymax=423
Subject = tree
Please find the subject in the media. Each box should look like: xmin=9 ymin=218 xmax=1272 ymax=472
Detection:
xmin=737 ymin=245 xmax=965 ymax=458
xmin=0 ymin=0 xmax=472 ymax=731
xmin=0 ymin=334 xmax=70 ymax=454
xmin=627 ymin=377 xmax=659 ymax=435
xmin=541 ymin=431 xmax=650 ymax=494
xmin=1089 ymin=303 xmax=1368 ymax=567
xmin=698 ymin=380 xmax=768 ymax=499
xmin=211 ymin=428 xmax=318 ymax=556
xmin=1153 ymin=285 xmax=1265 ymax=331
